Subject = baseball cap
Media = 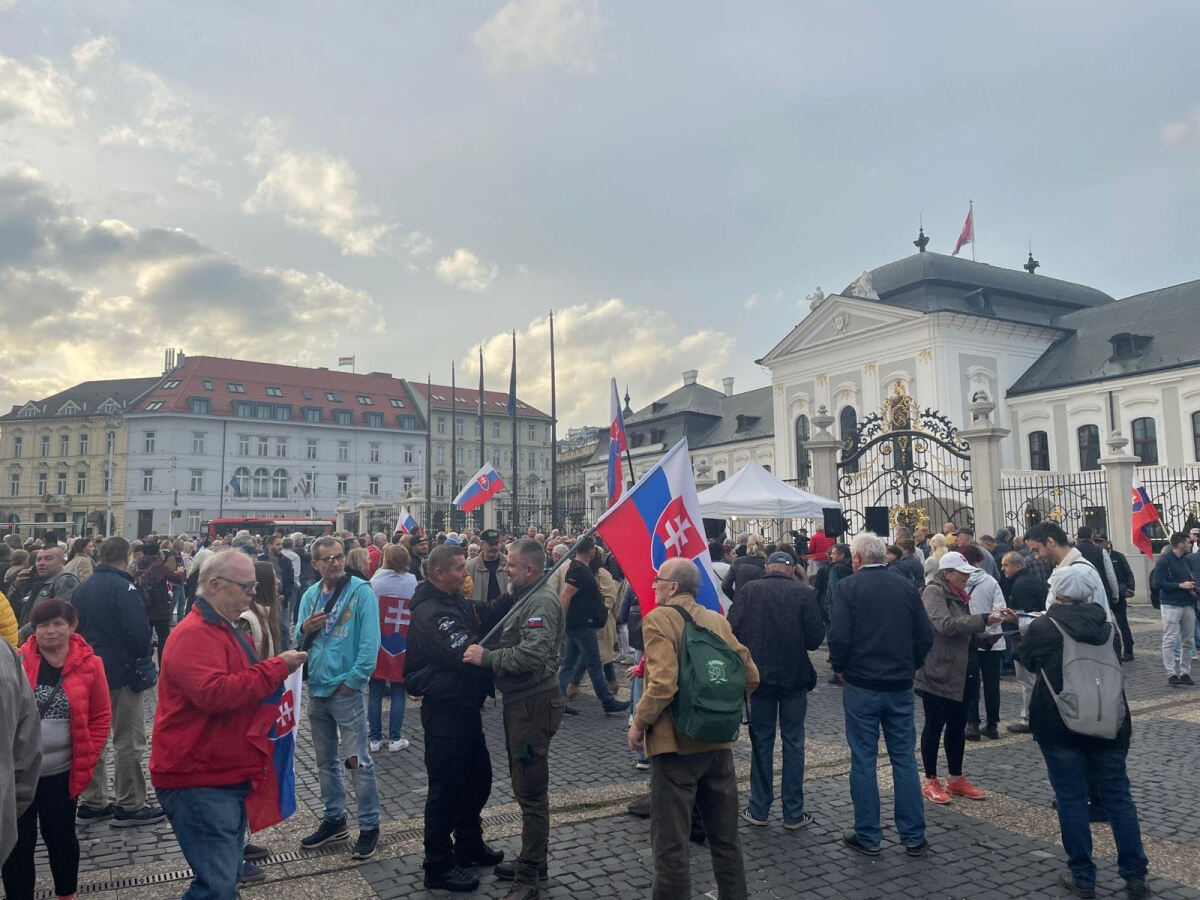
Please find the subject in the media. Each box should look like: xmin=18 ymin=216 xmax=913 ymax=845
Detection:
xmin=481 ymin=529 xmax=500 ymax=544
xmin=767 ymin=551 xmax=795 ymax=567
xmin=938 ymin=551 xmax=976 ymax=574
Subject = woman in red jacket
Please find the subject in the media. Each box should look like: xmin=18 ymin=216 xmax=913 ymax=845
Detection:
xmin=4 ymin=598 xmax=111 ymax=900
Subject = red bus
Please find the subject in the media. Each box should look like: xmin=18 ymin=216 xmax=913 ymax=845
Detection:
xmin=203 ymin=517 xmax=335 ymax=540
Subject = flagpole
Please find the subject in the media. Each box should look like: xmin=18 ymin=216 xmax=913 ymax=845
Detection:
xmin=425 ymin=373 xmax=432 ymax=529
xmin=478 ymin=346 xmax=486 ymax=531
xmin=623 ymin=384 xmax=636 ymax=490
xmin=451 ymin=361 xmax=458 ymax=531
xmin=549 ymin=310 xmax=558 ymax=531
xmin=970 ymin=199 xmax=975 ymax=262
xmin=511 ymin=330 xmax=519 ymax=531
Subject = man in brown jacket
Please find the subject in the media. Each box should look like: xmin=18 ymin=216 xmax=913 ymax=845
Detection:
xmin=628 ymin=557 xmax=759 ymax=900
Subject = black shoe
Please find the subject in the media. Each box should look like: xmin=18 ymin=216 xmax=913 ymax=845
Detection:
xmin=111 ymin=806 xmax=166 ymax=827
xmin=842 ymin=830 xmax=880 ymax=856
xmin=457 ymin=842 xmax=504 ymax=867
xmin=563 ymin=705 xmax=579 ymax=715
xmin=964 ymin=722 xmax=981 ymax=742
xmin=1169 ymin=675 xmax=1181 ymax=687
xmin=76 ymin=803 xmax=116 ymax=825
xmin=239 ymin=860 xmax=266 ymax=884
xmin=602 ymin=698 xmax=630 ymax=714
xmin=494 ymin=860 xmax=549 ymax=881
xmin=1180 ymin=673 xmax=1195 ymax=685
xmin=982 ymin=724 xmax=1000 ymax=740
xmin=300 ymin=818 xmax=350 ymax=850
xmin=1125 ymin=876 xmax=1149 ymax=899
xmin=904 ymin=839 xmax=929 ymax=858
xmin=1120 ymin=654 xmax=1134 ymax=663
xmin=352 ymin=828 xmax=379 ymax=860
xmin=243 ymin=842 xmax=270 ymax=861
xmin=1060 ymin=871 xmax=1096 ymax=898
xmin=1006 ymin=722 xmax=1031 ymax=734
xmin=424 ymin=865 xmax=480 ymax=892
xmin=626 ymin=794 xmax=651 ymax=818
xmin=501 ymin=884 xmax=541 ymax=900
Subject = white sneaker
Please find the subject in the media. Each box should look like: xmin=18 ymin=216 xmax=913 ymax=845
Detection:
xmin=389 ymin=739 xmax=410 ymax=751
xmin=369 ymin=740 xmax=382 ymax=753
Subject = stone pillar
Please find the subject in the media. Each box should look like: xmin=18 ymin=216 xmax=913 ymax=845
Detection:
xmin=806 ymin=406 xmax=843 ymax=503
xmin=334 ymin=497 xmax=350 ymax=533
xmin=1100 ymin=430 xmax=1149 ymax=603
xmin=958 ymin=393 xmax=1010 ymax=536
xmin=357 ymin=494 xmax=372 ymax=536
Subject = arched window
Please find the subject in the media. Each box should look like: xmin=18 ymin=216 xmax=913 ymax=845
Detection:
xmin=794 ymin=415 xmax=811 ymax=484
xmin=252 ymin=467 xmax=269 ymax=498
xmin=1192 ymin=412 xmax=1200 ymax=462
xmin=233 ymin=466 xmax=251 ymax=496
xmin=271 ymin=468 xmax=289 ymax=499
xmin=1077 ymin=425 xmax=1100 ymax=471
xmin=716 ymin=470 xmax=726 ymax=483
xmin=1028 ymin=431 xmax=1050 ymax=470
xmin=1131 ymin=417 xmax=1158 ymax=465
xmin=839 ymin=407 xmax=858 ymax=474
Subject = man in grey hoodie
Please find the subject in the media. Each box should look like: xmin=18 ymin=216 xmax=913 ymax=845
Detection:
xmin=0 ymin=642 xmax=41 ymax=864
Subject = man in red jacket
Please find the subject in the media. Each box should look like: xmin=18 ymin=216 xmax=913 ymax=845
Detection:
xmin=151 ymin=549 xmax=306 ymax=900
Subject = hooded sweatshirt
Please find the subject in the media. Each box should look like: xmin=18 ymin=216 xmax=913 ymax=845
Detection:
xmin=965 ymin=569 xmax=1007 ymax=652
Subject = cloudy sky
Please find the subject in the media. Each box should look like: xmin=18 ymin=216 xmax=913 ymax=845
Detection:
xmin=2 ymin=1 xmax=1198 ymax=428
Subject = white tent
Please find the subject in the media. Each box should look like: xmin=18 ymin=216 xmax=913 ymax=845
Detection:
xmin=697 ymin=460 xmax=841 ymax=519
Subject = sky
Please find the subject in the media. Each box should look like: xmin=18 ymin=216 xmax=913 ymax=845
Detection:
xmin=2 ymin=0 xmax=1199 ymax=430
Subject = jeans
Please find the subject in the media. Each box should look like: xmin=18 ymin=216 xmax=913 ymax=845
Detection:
xmin=1161 ymin=605 xmax=1196 ymax=676
xmin=159 ymin=783 xmax=250 ymax=900
xmin=747 ymin=689 xmax=808 ymax=822
xmin=557 ymin=628 xmax=616 ymax=705
xmin=309 ymin=691 xmax=380 ymax=829
xmin=81 ymin=685 xmax=148 ymax=812
xmin=368 ymin=679 xmax=406 ymax=742
xmin=841 ymin=683 xmax=925 ymax=848
xmin=1039 ymin=745 xmax=1148 ymax=886
xmin=2 ymin=771 xmax=78 ymax=900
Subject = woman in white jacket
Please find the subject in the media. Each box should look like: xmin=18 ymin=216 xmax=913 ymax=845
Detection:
xmin=961 ymin=544 xmax=1007 ymax=740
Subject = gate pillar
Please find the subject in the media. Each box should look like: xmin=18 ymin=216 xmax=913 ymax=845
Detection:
xmin=807 ymin=406 xmax=843 ymax=503
xmin=1100 ymin=431 xmax=1149 ymax=603
xmin=958 ymin=393 xmax=1009 ymax=535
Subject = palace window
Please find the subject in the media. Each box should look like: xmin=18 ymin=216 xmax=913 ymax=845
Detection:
xmin=271 ymin=468 xmax=288 ymax=499
xmin=795 ymin=415 xmax=811 ymax=484
xmin=369 ymin=475 xmax=380 ymax=496
xmin=1077 ymin=425 xmax=1100 ymax=471
xmin=192 ymin=432 xmax=206 ymax=454
xmin=840 ymin=407 xmax=859 ymax=474
xmin=1193 ymin=412 xmax=1200 ymax=462
xmin=75 ymin=471 xmax=87 ymax=494
xmin=190 ymin=470 xmax=204 ymax=492
xmin=12 ymin=436 xmax=21 ymax=459
xmin=252 ymin=467 xmax=270 ymax=498
xmin=143 ymin=431 xmax=155 ymax=454
xmin=1028 ymin=431 xmax=1050 ymax=471
xmin=306 ymin=439 xmax=318 ymax=460
xmin=78 ymin=433 xmax=88 ymax=455
xmin=1132 ymin=417 xmax=1158 ymax=466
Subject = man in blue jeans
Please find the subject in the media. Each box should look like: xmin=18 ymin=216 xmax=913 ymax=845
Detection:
xmin=828 ymin=532 xmax=933 ymax=857
xmin=556 ymin=537 xmax=628 ymax=715
xmin=728 ymin=551 xmax=824 ymax=828
xmin=295 ymin=535 xmax=382 ymax=861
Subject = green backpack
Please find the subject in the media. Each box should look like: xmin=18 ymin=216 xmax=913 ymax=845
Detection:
xmin=668 ymin=606 xmax=746 ymax=743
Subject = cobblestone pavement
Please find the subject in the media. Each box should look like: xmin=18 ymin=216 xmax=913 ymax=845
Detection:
xmin=41 ymin=610 xmax=1200 ymax=898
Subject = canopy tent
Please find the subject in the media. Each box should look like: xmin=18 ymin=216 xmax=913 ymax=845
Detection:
xmin=697 ymin=460 xmax=841 ymax=519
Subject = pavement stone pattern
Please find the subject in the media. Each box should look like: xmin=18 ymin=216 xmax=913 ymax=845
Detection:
xmin=35 ymin=610 xmax=1200 ymax=898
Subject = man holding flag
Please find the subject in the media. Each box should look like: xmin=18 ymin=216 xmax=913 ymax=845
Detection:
xmin=150 ymin=550 xmax=308 ymax=900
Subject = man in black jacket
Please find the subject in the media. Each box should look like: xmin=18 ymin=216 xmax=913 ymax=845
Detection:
xmin=999 ymin=551 xmax=1048 ymax=734
xmin=813 ymin=544 xmax=852 ymax=683
xmin=1098 ymin=535 xmax=1136 ymax=661
xmin=729 ymin=551 xmax=823 ymax=829
xmin=73 ymin=537 xmax=164 ymax=827
xmin=828 ymin=533 xmax=933 ymax=857
xmin=405 ymin=544 xmax=505 ymax=893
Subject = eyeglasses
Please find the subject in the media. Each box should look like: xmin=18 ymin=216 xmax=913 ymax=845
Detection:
xmin=214 ymin=575 xmax=258 ymax=596
xmin=652 ymin=577 xmax=677 ymax=586
xmin=316 ymin=553 xmax=345 ymax=564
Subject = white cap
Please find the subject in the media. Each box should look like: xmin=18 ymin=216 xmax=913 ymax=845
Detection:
xmin=937 ymin=551 xmax=977 ymax=574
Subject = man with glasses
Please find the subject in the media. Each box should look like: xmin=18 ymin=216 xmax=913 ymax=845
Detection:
xmin=151 ymin=549 xmax=308 ymax=900
xmin=295 ymin=536 xmax=382 ymax=860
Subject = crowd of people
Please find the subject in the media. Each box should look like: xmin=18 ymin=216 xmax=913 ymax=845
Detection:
xmin=0 ymin=511 xmax=1190 ymax=899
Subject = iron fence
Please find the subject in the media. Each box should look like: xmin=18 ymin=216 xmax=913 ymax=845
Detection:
xmin=1136 ymin=466 xmax=1200 ymax=539
xmin=999 ymin=470 xmax=1109 ymax=538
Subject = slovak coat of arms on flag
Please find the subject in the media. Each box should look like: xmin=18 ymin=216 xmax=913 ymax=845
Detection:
xmin=246 ymin=667 xmax=303 ymax=833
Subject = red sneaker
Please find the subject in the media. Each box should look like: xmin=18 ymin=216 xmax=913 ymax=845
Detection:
xmin=921 ymin=778 xmax=951 ymax=804
xmin=945 ymin=776 xmax=987 ymax=800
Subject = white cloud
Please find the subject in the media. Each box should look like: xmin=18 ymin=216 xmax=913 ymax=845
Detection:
xmin=1164 ymin=106 xmax=1200 ymax=145
xmin=71 ymin=35 xmax=117 ymax=73
xmin=0 ymin=53 xmax=78 ymax=127
xmin=176 ymin=164 xmax=222 ymax=197
xmin=465 ymin=298 xmax=734 ymax=427
xmin=742 ymin=293 xmax=761 ymax=310
xmin=473 ymin=0 xmax=605 ymax=75
xmin=97 ymin=63 xmax=216 ymax=167
xmin=436 ymin=248 xmax=498 ymax=292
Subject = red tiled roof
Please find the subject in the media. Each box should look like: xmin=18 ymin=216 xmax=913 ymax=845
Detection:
xmin=131 ymin=356 xmax=426 ymax=430
xmin=409 ymin=381 xmax=551 ymax=420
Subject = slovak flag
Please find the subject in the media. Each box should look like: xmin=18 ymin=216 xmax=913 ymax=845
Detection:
xmin=395 ymin=506 xmax=419 ymax=535
xmin=952 ymin=203 xmax=975 ymax=257
xmin=246 ymin=668 xmax=302 ymax=833
xmin=608 ymin=377 xmax=628 ymax=508
xmin=454 ymin=462 xmax=507 ymax=514
xmin=372 ymin=571 xmax=411 ymax=683
xmin=1131 ymin=476 xmax=1161 ymax=558
xmin=595 ymin=438 xmax=723 ymax=619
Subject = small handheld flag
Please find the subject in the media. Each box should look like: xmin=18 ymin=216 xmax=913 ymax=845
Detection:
xmin=246 ymin=668 xmax=302 ymax=833
xmin=1131 ymin=476 xmax=1161 ymax=558
xmin=454 ymin=462 xmax=507 ymax=514
xmin=395 ymin=506 xmax=419 ymax=534
xmin=952 ymin=202 xmax=975 ymax=258
xmin=608 ymin=377 xmax=628 ymax=509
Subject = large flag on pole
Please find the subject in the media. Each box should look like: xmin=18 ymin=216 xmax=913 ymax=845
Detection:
xmin=1131 ymin=475 xmax=1160 ymax=558
xmin=952 ymin=202 xmax=974 ymax=257
xmin=595 ymin=438 xmax=723 ymax=619
xmin=246 ymin=668 xmax=302 ymax=832
xmin=454 ymin=462 xmax=507 ymax=514
xmin=608 ymin=377 xmax=628 ymax=509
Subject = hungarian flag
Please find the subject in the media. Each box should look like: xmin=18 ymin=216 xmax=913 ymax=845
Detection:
xmin=338 ymin=355 xmax=355 ymax=367
xmin=246 ymin=668 xmax=302 ymax=832
xmin=952 ymin=204 xmax=974 ymax=257
xmin=1131 ymin=476 xmax=1160 ymax=558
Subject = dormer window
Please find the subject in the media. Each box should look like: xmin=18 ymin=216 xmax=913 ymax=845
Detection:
xmin=736 ymin=414 xmax=761 ymax=432
xmin=1109 ymin=332 xmax=1152 ymax=361
xmin=58 ymin=401 xmax=80 ymax=415
xmin=19 ymin=405 xmax=40 ymax=418
xmin=651 ymin=401 xmax=667 ymax=413
xmin=97 ymin=399 xmax=119 ymax=414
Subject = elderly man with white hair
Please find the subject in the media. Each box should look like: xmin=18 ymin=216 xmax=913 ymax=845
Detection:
xmin=828 ymin=532 xmax=934 ymax=858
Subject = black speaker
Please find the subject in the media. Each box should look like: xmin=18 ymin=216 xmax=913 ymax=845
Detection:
xmin=823 ymin=507 xmax=845 ymax=539
xmin=865 ymin=507 xmax=890 ymax=536
xmin=702 ymin=518 xmax=726 ymax=541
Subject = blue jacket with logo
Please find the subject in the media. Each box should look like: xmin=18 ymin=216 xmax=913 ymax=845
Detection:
xmin=293 ymin=576 xmax=380 ymax=697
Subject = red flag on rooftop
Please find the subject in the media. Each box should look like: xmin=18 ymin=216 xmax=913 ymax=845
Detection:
xmin=952 ymin=202 xmax=974 ymax=257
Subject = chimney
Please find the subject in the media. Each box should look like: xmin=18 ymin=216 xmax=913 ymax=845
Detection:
xmin=682 ymin=369 xmax=698 ymax=386
xmin=722 ymin=376 xmax=735 ymax=397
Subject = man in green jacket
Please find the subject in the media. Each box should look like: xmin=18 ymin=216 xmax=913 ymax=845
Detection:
xmin=464 ymin=537 xmax=565 ymax=900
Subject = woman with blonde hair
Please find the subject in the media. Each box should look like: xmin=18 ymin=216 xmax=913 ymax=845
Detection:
xmin=923 ymin=533 xmax=950 ymax=584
